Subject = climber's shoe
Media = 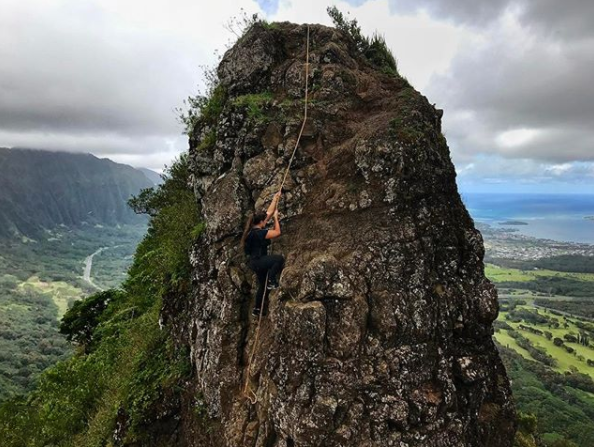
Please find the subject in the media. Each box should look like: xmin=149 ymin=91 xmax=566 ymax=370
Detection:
xmin=266 ymin=280 xmax=279 ymax=290
xmin=252 ymin=307 xmax=267 ymax=317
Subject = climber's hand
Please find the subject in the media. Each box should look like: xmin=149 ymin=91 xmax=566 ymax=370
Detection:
xmin=265 ymin=208 xmax=281 ymax=239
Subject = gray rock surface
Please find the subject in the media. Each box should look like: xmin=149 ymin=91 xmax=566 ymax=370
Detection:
xmin=182 ymin=21 xmax=515 ymax=447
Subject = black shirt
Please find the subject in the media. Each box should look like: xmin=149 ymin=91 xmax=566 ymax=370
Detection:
xmin=244 ymin=228 xmax=270 ymax=259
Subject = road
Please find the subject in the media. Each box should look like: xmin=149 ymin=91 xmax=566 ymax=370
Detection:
xmin=83 ymin=247 xmax=107 ymax=291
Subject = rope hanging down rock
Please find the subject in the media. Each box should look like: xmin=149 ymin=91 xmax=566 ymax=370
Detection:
xmin=243 ymin=24 xmax=311 ymax=403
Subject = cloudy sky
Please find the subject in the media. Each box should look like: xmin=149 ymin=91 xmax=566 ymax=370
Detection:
xmin=1 ymin=0 xmax=592 ymax=193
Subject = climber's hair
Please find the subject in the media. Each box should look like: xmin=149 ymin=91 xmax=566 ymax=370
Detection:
xmin=241 ymin=211 xmax=267 ymax=247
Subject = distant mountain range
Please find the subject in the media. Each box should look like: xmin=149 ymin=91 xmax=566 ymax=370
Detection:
xmin=138 ymin=167 xmax=163 ymax=185
xmin=0 ymin=148 xmax=158 ymax=238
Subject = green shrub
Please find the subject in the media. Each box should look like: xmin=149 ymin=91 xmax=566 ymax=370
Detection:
xmin=177 ymin=76 xmax=227 ymax=137
xmin=327 ymin=6 xmax=398 ymax=75
xmin=233 ymin=91 xmax=274 ymax=121
xmin=197 ymin=129 xmax=217 ymax=151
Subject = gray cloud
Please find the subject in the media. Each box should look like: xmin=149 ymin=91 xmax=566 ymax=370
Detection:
xmin=2 ymin=0 xmax=592 ymax=178
xmin=393 ymin=0 xmax=594 ymax=166
xmin=391 ymin=0 xmax=594 ymax=39
xmin=521 ymin=0 xmax=594 ymax=39
xmin=0 ymin=0 xmax=229 ymax=169
xmin=0 ymin=9 xmax=195 ymax=136
xmin=391 ymin=0 xmax=510 ymax=25
xmin=429 ymin=32 xmax=594 ymax=162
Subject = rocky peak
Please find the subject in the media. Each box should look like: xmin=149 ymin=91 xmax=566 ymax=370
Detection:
xmin=182 ymin=21 xmax=515 ymax=447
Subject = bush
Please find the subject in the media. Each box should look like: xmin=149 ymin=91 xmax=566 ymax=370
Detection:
xmin=564 ymin=334 xmax=578 ymax=343
xmin=327 ymin=6 xmax=398 ymax=75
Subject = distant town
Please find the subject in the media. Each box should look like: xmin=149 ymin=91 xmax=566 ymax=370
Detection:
xmin=478 ymin=222 xmax=594 ymax=261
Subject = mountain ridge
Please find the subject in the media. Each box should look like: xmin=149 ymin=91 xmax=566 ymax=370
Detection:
xmin=0 ymin=147 xmax=152 ymax=238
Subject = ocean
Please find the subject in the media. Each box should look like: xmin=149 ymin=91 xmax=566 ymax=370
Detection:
xmin=461 ymin=193 xmax=594 ymax=244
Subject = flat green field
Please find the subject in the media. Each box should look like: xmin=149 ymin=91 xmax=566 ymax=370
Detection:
xmin=17 ymin=275 xmax=82 ymax=318
xmin=496 ymin=305 xmax=594 ymax=379
xmin=493 ymin=329 xmax=532 ymax=360
xmin=486 ymin=263 xmax=594 ymax=283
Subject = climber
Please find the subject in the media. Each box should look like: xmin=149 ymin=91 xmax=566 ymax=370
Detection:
xmin=241 ymin=192 xmax=285 ymax=317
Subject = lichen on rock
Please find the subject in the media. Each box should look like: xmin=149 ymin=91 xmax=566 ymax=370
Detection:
xmin=181 ymin=21 xmax=515 ymax=447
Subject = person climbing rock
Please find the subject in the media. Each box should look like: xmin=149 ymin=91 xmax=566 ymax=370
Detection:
xmin=241 ymin=192 xmax=285 ymax=317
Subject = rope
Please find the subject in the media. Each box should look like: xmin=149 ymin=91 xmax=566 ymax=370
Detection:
xmin=242 ymin=24 xmax=311 ymax=403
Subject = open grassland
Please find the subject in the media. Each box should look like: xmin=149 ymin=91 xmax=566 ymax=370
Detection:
xmin=485 ymin=244 xmax=594 ymax=445
xmin=486 ymin=263 xmax=594 ymax=283
xmin=496 ymin=305 xmax=594 ymax=379
xmin=17 ymin=276 xmax=82 ymax=318
xmin=495 ymin=300 xmax=594 ymax=446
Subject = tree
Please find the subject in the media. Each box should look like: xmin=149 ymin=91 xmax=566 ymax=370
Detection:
xmin=59 ymin=290 xmax=122 ymax=349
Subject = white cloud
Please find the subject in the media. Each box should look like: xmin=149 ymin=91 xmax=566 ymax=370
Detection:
xmin=496 ymin=128 xmax=540 ymax=149
xmin=0 ymin=0 xmax=264 ymax=170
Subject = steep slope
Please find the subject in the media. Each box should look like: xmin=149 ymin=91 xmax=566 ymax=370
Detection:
xmin=181 ymin=22 xmax=516 ymax=446
xmin=0 ymin=148 xmax=151 ymax=238
xmin=139 ymin=167 xmax=164 ymax=185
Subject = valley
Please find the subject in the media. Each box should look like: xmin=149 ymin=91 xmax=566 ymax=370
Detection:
xmin=0 ymin=224 xmax=146 ymax=400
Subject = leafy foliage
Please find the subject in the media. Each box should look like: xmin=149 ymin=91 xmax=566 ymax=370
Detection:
xmin=176 ymin=68 xmax=226 ymax=137
xmin=489 ymin=255 xmax=594 ymax=274
xmin=514 ymin=412 xmax=539 ymax=447
xmin=499 ymin=275 xmax=594 ymax=298
xmin=59 ymin=289 xmax=121 ymax=350
xmin=535 ymin=299 xmax=594 ymax=320
xmin=0 ymin=225 xmax=146 ymax=401
xmin=499 ymin=345 xmax=594 ymax=446
xmin=327 ymin=6 xmax=398 ymax=75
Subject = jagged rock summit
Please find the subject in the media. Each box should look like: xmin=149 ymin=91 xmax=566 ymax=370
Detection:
xmin=183 ymin=21 xmax=515 ymax=447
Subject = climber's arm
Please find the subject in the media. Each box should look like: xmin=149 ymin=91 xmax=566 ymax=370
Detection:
xmin=263 ymin=192 xmax=281 ymax=225
xmin=265 ymin=210 xmax=281 ymax=239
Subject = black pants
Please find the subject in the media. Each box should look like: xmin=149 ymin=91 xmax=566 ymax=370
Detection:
xmin=249 ymin=254 xmax=285 ymax=309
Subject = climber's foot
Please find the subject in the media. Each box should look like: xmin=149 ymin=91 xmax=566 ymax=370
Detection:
xmin=252 ymin=307 xmax=267 ymax=317
xmin=266 ymin=280 xmax=279 ymax=290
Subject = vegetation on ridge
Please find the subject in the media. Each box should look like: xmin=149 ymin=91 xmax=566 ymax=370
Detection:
xmin=327 ymin=6 xmax=398 ymax=76
xmin=0 ymin=155 xmax=202 ymax=446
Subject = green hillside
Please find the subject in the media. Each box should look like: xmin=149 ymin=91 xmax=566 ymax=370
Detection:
xmin=0 ymin=155 xmax=208 ymax=446
xmin=0 ymin=148 xmax=151 ymax=238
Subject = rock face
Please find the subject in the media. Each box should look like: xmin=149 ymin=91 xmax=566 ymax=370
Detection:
xmin=184 ymin=22 xmax=515 ymax=447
